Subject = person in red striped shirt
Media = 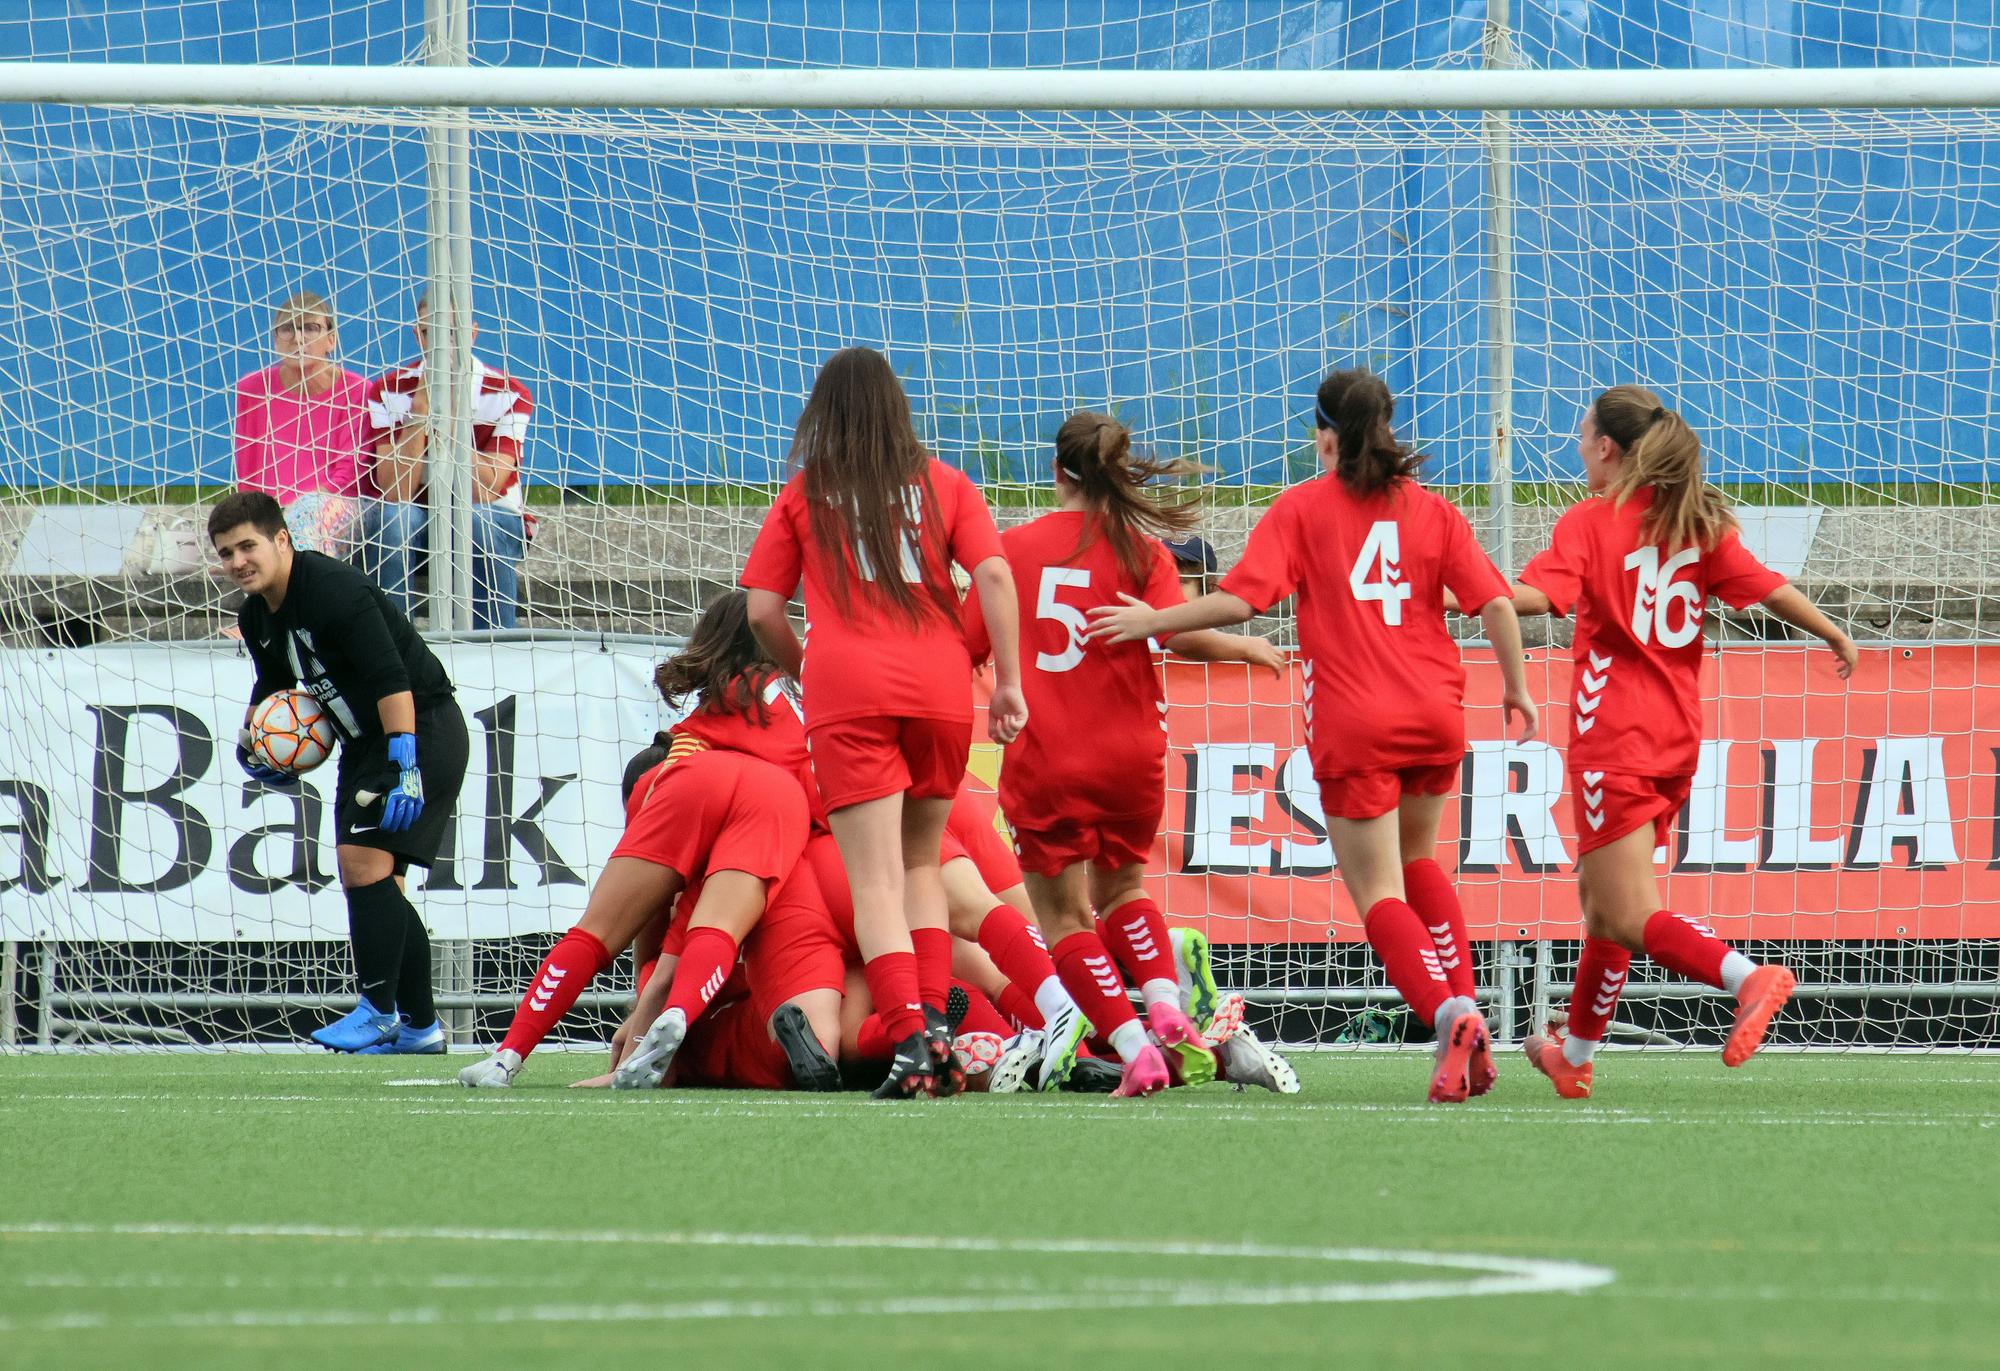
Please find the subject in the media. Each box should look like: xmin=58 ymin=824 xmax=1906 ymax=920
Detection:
xmin=967 ymin=410 xmax=1283 ymax=1097
xmin=1092 ymin=369 xmax=1536 ymax=1103
xmin=742 ymin=348 xmax=1027 ymax=1099
xmin=1510 ymin=386 xmax=1855 ymax=1098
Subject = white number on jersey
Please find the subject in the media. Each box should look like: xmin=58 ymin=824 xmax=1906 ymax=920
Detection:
xmin=853 ymin=487 xmax=925 ymax=583
xmin=1348 ymin=520 xmax=1413 ymax=626
xmin=1623 ymin=544 xmax=1704 ymax=648
xmin=1034 ymin=566 xmax=1091 ymax=673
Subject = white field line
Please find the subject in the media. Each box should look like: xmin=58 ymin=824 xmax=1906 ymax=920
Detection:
xmin=0 ymin=1221 xmax=1613 ymax=1333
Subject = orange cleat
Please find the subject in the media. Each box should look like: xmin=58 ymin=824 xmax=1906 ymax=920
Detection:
xmin=1428 ymin=1009 xmax=1490 ymax=1104
xmin=1467 ymin=1014 xmax=1498 ymax=1098
xmin=1723 ymin=964 xmax=1796 ymax=1067
xmin=1523 ymin=1030 xmax=1593 ymax=1099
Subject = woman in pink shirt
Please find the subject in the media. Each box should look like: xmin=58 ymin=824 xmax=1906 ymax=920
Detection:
xmin=232 ymin=290 xmax=370 ymax=553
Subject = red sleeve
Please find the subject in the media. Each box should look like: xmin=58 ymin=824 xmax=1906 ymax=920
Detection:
xmin=741 ymin=484 xmax=805 ymax=598
xmin=1706 ymin=528 xmax=1787 ymax=610
xmin=360 ymin=373 xmax=391 ymax=447
xmin=1141 ymin=539 xmax=1186 ymax=611
xmin=960 ymin=538 xmax=996 ymax=664
xmin=1217 ymin=497 xmax=1297 ymax=614
xmin=940 ymin=465 xmax=1004 ymax=572
xmin=1438 ymin=500 xmax=1511 ymax=615
xmin=1518 ymin=504 xmax=1590 ymax=618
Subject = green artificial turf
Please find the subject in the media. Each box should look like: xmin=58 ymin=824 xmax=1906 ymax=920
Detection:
xmin=1 ymin=1051 xmax=1995 ymax=1371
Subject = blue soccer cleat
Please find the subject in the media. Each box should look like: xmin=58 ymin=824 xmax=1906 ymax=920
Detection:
xmin=310 ymin=998 xmax=401 ymax=1052
xmin=355 ymin=1017 xmax=447 ymax=1055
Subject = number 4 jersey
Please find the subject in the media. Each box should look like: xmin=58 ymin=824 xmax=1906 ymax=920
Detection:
xmin=1517 ymin=487 xmax=1785 ymax=778
xmin=1219 ymin=474 xmax=1511 ymax=781
xmin=962 ymin=510 xmax=1184 ymax=834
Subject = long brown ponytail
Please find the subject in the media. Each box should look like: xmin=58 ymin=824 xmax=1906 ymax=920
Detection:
xmin=1053 ymin=411 xmax=1201 ymax=584
xmin=1315 ymin=369 xmax=1421 ymax=498
xmin=793 ymin=347 xmax=957 ymax=628
xmin=1593 ymin=385 xmax=1735 ymax=551
xmin=653 ymin=590 xmax=779 ymax=725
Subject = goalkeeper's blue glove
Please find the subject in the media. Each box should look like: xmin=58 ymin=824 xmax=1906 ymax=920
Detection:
xmin=380 ymin=731 xmax=425 ymax=833
xmin=236 ymin=729 xmax=297 ymax=787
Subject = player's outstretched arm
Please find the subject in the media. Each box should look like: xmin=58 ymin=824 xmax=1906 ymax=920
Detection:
xmin=1164 ymin=628 xmax=1286 ymax=678
xmin=1089 ymin=589 xmax=1254 ymax=645
xmin=1757 ymin=584 xmax=1859 ymax=679
xmin=745 ymin=588 xmax=804 ymax=678
xmin=970 ymin=555 xmax=1028 ymax=744
xmin=1478 ymin=596 xmax=1539 ymax=742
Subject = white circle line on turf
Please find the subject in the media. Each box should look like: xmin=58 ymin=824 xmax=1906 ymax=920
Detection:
xmin=0 ymin=1222 xmax=1613 ymax=1331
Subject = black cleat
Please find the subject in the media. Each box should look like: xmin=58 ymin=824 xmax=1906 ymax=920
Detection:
xmin=944 ymin=983 xmax=971 ymax=1034
xmin=870 ymin=1032 xmax=938 ymax=1100
xmin=771 ymin=1003 xmax=842 ymax=1092
xmin=1059 ymin=1057 xmax=1124 ymax=1093
xmin=924 ymin=1006 xmax=967 ymax=1098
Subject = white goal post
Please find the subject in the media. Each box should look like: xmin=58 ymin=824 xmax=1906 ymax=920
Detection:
xmin=1 ymin=55 xmax=1996 ymax=1051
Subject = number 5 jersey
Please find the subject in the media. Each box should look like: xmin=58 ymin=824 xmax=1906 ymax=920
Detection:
xmin=1218 ymin=474 xmax=1512 ymax=782
xmin=1517 ymin=486 xmax=1785 ymax=779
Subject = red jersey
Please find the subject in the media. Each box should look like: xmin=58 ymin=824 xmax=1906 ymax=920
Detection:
xmin=670 ymin=674 xmax=827 ymax=829
xmin=1219 ymin=475 xmax=1510 ymax=779
xmin=963 ymin=511 xmax=1182 ymax=831
xmin=741 ymin=458 xmax=1003 ymax=728
xmin=1517 ymin=490 xmax=1784 ymax=777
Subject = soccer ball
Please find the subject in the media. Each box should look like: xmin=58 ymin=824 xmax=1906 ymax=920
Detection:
xmin=952 ymin=1031 xmax=1006 ymax=1080
xmin=249 ymin=689 xmax=338 ymax=775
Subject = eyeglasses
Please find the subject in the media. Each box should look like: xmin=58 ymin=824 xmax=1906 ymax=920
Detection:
xmin=275 ymin=321 xmax=329 ymax=337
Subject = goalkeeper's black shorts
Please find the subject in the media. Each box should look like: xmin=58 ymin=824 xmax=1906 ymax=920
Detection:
xmin=333 ymin=700 xmax=469 ymax=869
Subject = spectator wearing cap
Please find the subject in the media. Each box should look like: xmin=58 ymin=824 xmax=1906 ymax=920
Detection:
xmin=356 ymin=293 xmax=534 ymax=631
xmin=1162 ymin=533 xmax=1219 ymax=602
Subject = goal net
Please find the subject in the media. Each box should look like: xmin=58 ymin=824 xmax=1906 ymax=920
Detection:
xmin=2 ymin=66 xmax=1996 ymax=1051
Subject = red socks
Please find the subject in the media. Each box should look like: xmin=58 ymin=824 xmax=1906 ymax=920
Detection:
xmin=911 ymin=926 xmax=953 ymax=1011
xmin=1402 ymin=859 xmax=1476 ymax=1000
xmin=1565 ymin=936 xmax=1633 ymax=1043
xmin=500 ymin=927 xmax=612 ymax=1059
xmin=1362 ymin=897 xmax=1451 ymax=1027
xmin=855 ymin=1012 xmax=895 ymax=1060
xmin=977 ymin=906 xmax=1059 ymax=1001
xmin=1642 ymin=910 xmax=1730 ymax=990
xmin=996 ymin=983 xmax=1045 ymax=1032
xmin=663 ymin=926 xmax=738 ymax=1025
xmin=1097 ymin=897 xmax=1176 ymax=990
xmin=862 ymin=950 xmax=926 ymax=1042
xmin=1051 ymin=930 xmax=1140 ymax=1037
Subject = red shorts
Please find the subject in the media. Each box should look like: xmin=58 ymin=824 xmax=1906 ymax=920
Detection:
xmin=1011 ymin=811 xmax=1159 ymax=880
xmin=803 ymin=832 xmax=862 ymax=961
xmin=1574 ymin=767 xmax=1691 ymax=857
xmin=941 ymin=783 xmax=1024 ymax=892
xmin=807 ymin=715 xmax=971 ymax=812
xmin=671 ymin=994 xmax=791 ymax=1092
xmin=1316 ymin=760 xmax=1460 ymax=822
xmin=744 ymin=860 xmax=851 ymax=1019
xmin=612 ymin=749 xmax=809 ymax=886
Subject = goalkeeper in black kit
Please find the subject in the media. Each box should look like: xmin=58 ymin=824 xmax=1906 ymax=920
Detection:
xmin=208 ymin=491 xmax=471 ymax=1053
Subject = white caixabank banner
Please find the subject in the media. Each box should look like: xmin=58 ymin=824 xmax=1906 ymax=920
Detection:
xmin=0 ymin=639 xmax=676 ymax=941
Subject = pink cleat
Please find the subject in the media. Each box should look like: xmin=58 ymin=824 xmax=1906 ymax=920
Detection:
xmin=1111 ymin=1044 xmax=1172 ymax=1098
xmin=1428 ymin=1009 xmax=1491 ymax=1104
xmin=1147 ymin=1001 xmax=1217 ymax=1087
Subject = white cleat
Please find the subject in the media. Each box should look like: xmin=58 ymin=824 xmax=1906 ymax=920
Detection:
xmin=458 ymin=1048 xmax=522 ymax=1089
xmin=612 ymin=1007 xmax=687 ymax=1090
xmin=1217 ymin=1026 xmax=1300 ymax=1094
xmin=986 ymin=1030 xmax=1044 ymax=1094
xmin=1035 ymin=999 xmax=1091 ymax=1092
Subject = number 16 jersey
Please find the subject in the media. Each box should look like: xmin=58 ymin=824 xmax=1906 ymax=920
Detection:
xmin=1219 ymin=475 xmax=1511 ymax=781
xmin=1517 ymin=488 xmax=1783 ymax=778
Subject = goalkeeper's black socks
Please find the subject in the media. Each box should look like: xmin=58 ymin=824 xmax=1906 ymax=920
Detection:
xmin=346 ymin=877 xmax=410 ymax=1012
xmin=395 ymin=901 xmax=438 ymax=1028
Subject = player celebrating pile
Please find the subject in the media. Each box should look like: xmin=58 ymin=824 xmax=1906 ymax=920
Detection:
xmin=968 ymin=410 xmax=1281 ymax=1097
xmin=209 ymin=491 xmax=469 ymax=1055
xmin=1510 ymin=386 xmax=1856 ymax=1097
xmin=743 ymin=347 xmax=1027 ymax=1098
xmin=1091 ymin=370 xmax=1535 ymax=1103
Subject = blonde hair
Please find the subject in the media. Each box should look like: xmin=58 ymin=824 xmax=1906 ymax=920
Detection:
xmin=271 ymin=290 xmax=334 ymax=334
xmin=1594 ymin=385 xmax=1735 ymax=551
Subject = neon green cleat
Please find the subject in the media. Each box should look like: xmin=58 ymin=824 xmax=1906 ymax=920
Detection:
xmin=1035 ymin=999 xmax=1091 ymax=1092
xmin=1168 ymin=925 xmax=1221 ymax=1034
